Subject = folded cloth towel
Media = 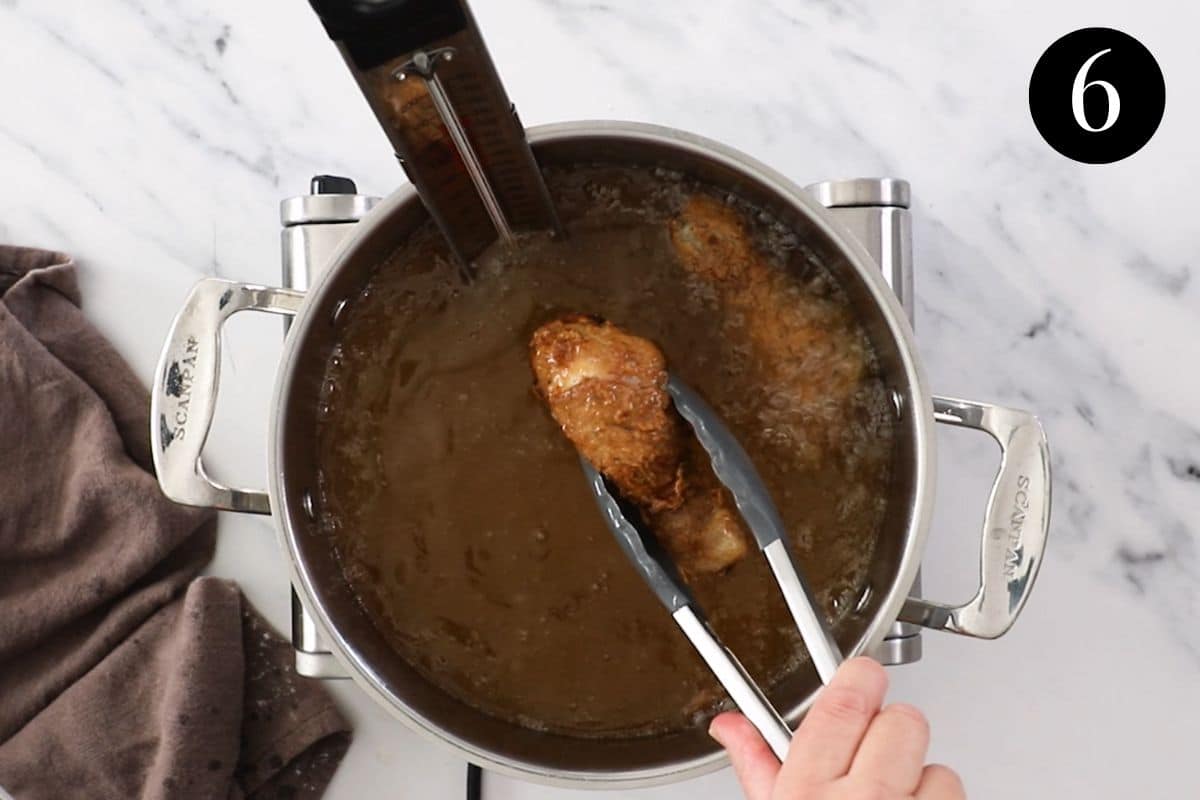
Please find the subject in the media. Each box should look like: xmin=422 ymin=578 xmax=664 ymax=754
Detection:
xmin=0 ymin=246 xmax=350 ymax=799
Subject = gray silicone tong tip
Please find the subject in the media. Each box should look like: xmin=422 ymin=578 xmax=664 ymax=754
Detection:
xmin=580 ymin=462 xmax=690 ymax=614
xmin=666 ymin=375 xmax=786 ymax=549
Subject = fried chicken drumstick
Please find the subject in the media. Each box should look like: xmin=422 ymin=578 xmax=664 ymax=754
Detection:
xmin=530 ymin=316 xmax=749 ymax=575
xmin=669 ymin=194 xmax=868 ymax=462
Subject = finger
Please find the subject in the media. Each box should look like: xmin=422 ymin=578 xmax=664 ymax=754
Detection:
xmin=915 ymin=764 xmax=966 ymax=800
xmin=709 ymin=712 xmax=781 ymax=800
xmin=850 ymin=703 xmax=930 ymax=793
xmin=780 ymin=657 xmax=889 ymax=786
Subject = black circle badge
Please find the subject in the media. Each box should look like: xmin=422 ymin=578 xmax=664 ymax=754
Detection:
xmin=1029 ymin=28 xmax=1165 ymax=164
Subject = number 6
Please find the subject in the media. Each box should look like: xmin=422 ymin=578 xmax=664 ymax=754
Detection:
xmin=1072 ymin=48 xmax=1120 ymax=132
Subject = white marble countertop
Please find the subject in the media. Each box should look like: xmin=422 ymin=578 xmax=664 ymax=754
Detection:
xmin=3 ymin=1 xmax=1199 ymax=798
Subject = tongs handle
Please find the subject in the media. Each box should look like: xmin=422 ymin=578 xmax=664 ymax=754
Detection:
xmin=763 ymin=541 xmax=842 ymax=684
xmin=673 ymin=606 xmax=793 ymax=761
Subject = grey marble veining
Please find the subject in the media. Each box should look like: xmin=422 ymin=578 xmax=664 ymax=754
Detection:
xmin=1 ymin=1 xmax=1198 ymax=798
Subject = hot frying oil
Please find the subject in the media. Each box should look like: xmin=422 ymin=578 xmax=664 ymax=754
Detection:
xmin=316 ymin=165 xmax=895 ymax=737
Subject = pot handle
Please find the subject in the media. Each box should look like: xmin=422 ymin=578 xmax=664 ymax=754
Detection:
xmin=150 ymin=279 xmax=304 ymax=514
xmin=897 ymin=396 xmax=1051 ymax=639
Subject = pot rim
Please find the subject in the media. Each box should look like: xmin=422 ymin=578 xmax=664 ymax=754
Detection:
xmin=268 ymin=120 xmax=937 ymax=788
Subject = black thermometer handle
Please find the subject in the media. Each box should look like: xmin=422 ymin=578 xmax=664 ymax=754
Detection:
xmin=308 ymin=0 xmax=467 ymax=70
xmin=306 ymin=0 xmax=560 ymax=264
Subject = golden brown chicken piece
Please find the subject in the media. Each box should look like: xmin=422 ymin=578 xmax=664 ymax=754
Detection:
xmin=669 ymin=194 xmax=868 ymax=458
xmin=530 ymin=315 xmax=686 ymax=513
xmin=530 ymin=315 xmax=749 ymax=574
xmin=647 ymin=469 xmax=749 ymax=574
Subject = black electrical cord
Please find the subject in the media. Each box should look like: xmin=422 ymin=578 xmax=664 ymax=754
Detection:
xmin=466 ymin=763 xmax=483 ymax=800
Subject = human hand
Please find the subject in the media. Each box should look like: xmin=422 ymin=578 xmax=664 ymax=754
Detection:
xmin=709 ymin=657 xmax=965 ymax=800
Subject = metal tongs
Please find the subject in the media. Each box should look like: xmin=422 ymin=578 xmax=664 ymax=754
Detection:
xmin=581 ymin=376 xmax=842 ymax=761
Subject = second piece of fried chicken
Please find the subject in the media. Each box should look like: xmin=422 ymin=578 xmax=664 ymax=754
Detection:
xmin=668 ymin=194 xmax=871 ymax=466
xmin=668 ymin=193 xmax=867 ymax=409
xmin=530 ymin=315 xmax=749 ymax=574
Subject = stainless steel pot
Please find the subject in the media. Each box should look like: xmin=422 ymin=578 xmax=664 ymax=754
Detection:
xmin=150 ymin=121 xmax=1050 ymax=788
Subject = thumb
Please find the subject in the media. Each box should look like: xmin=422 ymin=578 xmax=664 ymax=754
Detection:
xmin=710 ymin=712 xmax=781 ymax=800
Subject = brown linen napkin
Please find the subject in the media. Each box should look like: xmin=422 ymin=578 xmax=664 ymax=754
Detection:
xmin=0 ymin=246 xmax=350 ymax=799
